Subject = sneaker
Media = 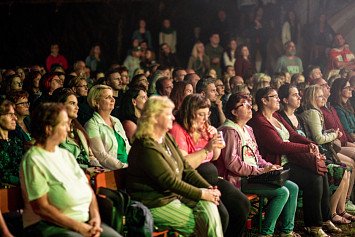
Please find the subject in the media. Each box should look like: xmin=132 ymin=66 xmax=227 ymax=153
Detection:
xmin=345 ymin=200 xmax=355 ymax=212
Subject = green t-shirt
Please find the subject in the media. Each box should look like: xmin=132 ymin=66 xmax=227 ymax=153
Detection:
xmin=114 ymin=130 xmax=128 ymax=164
xmin=21 ymin=146 xmax=92 ymax=228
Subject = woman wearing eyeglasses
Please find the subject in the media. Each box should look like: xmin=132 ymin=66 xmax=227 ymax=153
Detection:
xmin=215 ymin=93 xmax=300 ymax=237
xmin=7 ymin=90 xmax=32 ymax=143
xmin=329 ymin=78 xmax=355 ymax=142
xmin=249 ymin=87 xmax=338 ymax=237
xmin=170 ymin=94 xmax=250 ymax=237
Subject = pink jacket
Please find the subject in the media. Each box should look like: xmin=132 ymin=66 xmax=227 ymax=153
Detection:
xmin=215 ymin=123 xmax=271 ymax=188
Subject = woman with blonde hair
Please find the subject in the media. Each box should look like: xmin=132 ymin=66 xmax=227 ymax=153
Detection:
xmin=187 ymin=41 xmax=210 ymax=78
xmin=85 ymin=85 xmax=130 ymax=170
xmin=300 ymin=85 xmax=355 ymax=223
xmin=127 ymin=96 xmax=223 ymax=236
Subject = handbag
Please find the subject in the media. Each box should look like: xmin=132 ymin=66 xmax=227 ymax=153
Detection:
xmin=287 ymin=152 xmax=328 ymax=176
xmin=240 ymin=145 xmax=289 ymax=191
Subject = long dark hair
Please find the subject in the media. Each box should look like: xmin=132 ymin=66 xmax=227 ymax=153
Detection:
xmin=170 ymin=81 xmax=192 ymax=112
xmin=329 ymin=78 xmax=353 ymax=113
xmin=119 ymin=86 xmax=146 ymax=123
xmin=51 ymin=88 xmax=91 ymax=145
xmin=175 ymin=94 xmax=211 ymax=134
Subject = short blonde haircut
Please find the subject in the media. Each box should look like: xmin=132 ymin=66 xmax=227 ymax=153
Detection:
xmin=134 ymin=96 xmax=174 ymax=140
xmin=87 ymin=84 xmax=112 ymax=110
xmin=302 ymin=85 xmax=322 ymax=111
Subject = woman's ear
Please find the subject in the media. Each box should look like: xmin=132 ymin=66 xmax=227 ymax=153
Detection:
xmin=132 ymin=98 xmax=137 ymax=106
xmin=45 ymin=125 xmax=52 ymax=137
xmin=283 ymin=98 xmax=288 ymax=104
xmin=231 ymin=108 xmax=238 ymax=117
xmin=261 ymin=97 xmax=267 ymax=105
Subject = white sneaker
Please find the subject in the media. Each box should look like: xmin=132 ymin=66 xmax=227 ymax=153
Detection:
xmin=345 ymin=200 xmax=355 ymax=212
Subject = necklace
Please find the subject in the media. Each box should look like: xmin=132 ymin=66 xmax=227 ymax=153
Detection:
xmin=162 ymin=140 xmax=179 ymax=173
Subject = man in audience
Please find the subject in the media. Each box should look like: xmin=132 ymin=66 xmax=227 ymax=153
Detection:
xmin=184 ymin=73 xmax=200 ymax=92
xmin=307 ymin=65 xmax=323 ymax=85
xmin=45 ymin=43 xmax=68 ymax=72
xmin=205 ymin=33 xmax=224 ymax=78
xmin=172 ymin=67 xmax=187 ymax=82
xmin=196 ymin=77 xmax=225 ymax=128
xmin=274 ymin=41 xmax=303 ymax=75
xmin=328 ymin=33 xmax=355 ymax=72
xmin=73 ymin=60 xmax=86 ymax=77
xmin=118 ymin=66 xmax=130 ymax=92
xmin=156 ymin=77 xmax=173 ymax=97
xmin=105 ymin=68 xmax=123 ymax=118
xmin=229 ymin=75 xmax=244 ymax=91
xmin=147 ymin=65 xmax=171 ymax=95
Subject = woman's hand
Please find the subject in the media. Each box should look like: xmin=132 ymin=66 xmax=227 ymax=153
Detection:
xmin=88 ymin=217 xmax=103 ymax=237
xmin=335 ymin=128 xmax=343 ymax=138
xmin=309 ymin=143 xmax=319 ymax=155
xmin=201 ymin=188 xmax=221 ymax=205
xmin=206 ymin=125 xmax=217 ymax=137
xmin=205 ymin=133 xmax=225 ymax=152
xmin=76 ymin=222 xmax=98 ymax=237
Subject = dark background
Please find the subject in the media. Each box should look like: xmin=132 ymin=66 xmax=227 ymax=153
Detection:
xmin=0 ymin=0 xmax=334 ymax=70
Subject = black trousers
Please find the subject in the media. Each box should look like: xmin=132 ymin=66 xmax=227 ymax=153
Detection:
xmin=197 ymin=162 xmax=250 ymax=237
xmin=286 ymin=163 xmax=331 ymax=227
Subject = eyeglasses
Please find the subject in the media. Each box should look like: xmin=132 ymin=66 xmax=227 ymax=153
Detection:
xmin=235 ymin=101 xmax=252 ymax=109
xmin=343 ymin=86 xmax=353 ymax=91
xmin=0 ymin=113 xmax=17 ymax=118
xmin=197 ymin=111 xmax=211 ymax=118
xmin=53 ymin=79 xmax=63 ymax=85
xmin=216 ymin=84 xmax=225 ymax=88
xmin=16 ymin=102 xmax=30 ymax=107
xmin=266 ymin=94 xmax=279 ymax=99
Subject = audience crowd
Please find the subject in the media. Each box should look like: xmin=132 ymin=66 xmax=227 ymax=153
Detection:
xmin=1 ymin=3 xmax=355 ymax=237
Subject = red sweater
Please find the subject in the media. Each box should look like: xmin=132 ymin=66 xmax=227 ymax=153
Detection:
xmin=321 ymin=104 xmax=353 ymax=145
xmin=248 ymin=112 xmax=312 ymax=165
xmin=46 ymin=54 xmax=68 ymax=71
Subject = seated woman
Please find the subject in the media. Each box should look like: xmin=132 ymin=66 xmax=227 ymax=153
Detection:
xmin=51 ymin=88 xmax=101 ymax=169
xmin=85 ymin=85 xmax=131 ymax=170
xmin=67 ymin=75 xmax=93 ymax=126
xmin=249 ymin=87 xmax=339 ymax=237
xmin=279 ymin=84 xmax=352 ymax=224
xmin=329 ymin=78 xmax=355 ymax=142
xmin=170 ymin=94 xmax=250 ymax=237
xmin=216 ymin=93 xmax=300 ymax=237
xmin=299 ymin=85 xmax=354 ymax=223
xmin=0 ymin=99 xmax=24 ymax=186
xmin=7 ymin=90 xmax=32 ymax=143
xmin=20 ymin=103 xmax=120 ymax=237
xmin=126 ymin=96 xmax=223 ymax=237
xmin=169 ymin=81 xmax=193 ymax=114
xmin=118 ymin=86 xmax=148 ymax=143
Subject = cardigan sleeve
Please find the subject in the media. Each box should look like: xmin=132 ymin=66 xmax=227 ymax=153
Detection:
xmin=138 ymin=146 xmax=204 ymax=201
xmin=85 ymin=119 xmax=125 ymax=170
xmin=250 ymin=112 xmax=310 ymax=155
xmin=301 ymin=109 xmax=337 ymax=144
